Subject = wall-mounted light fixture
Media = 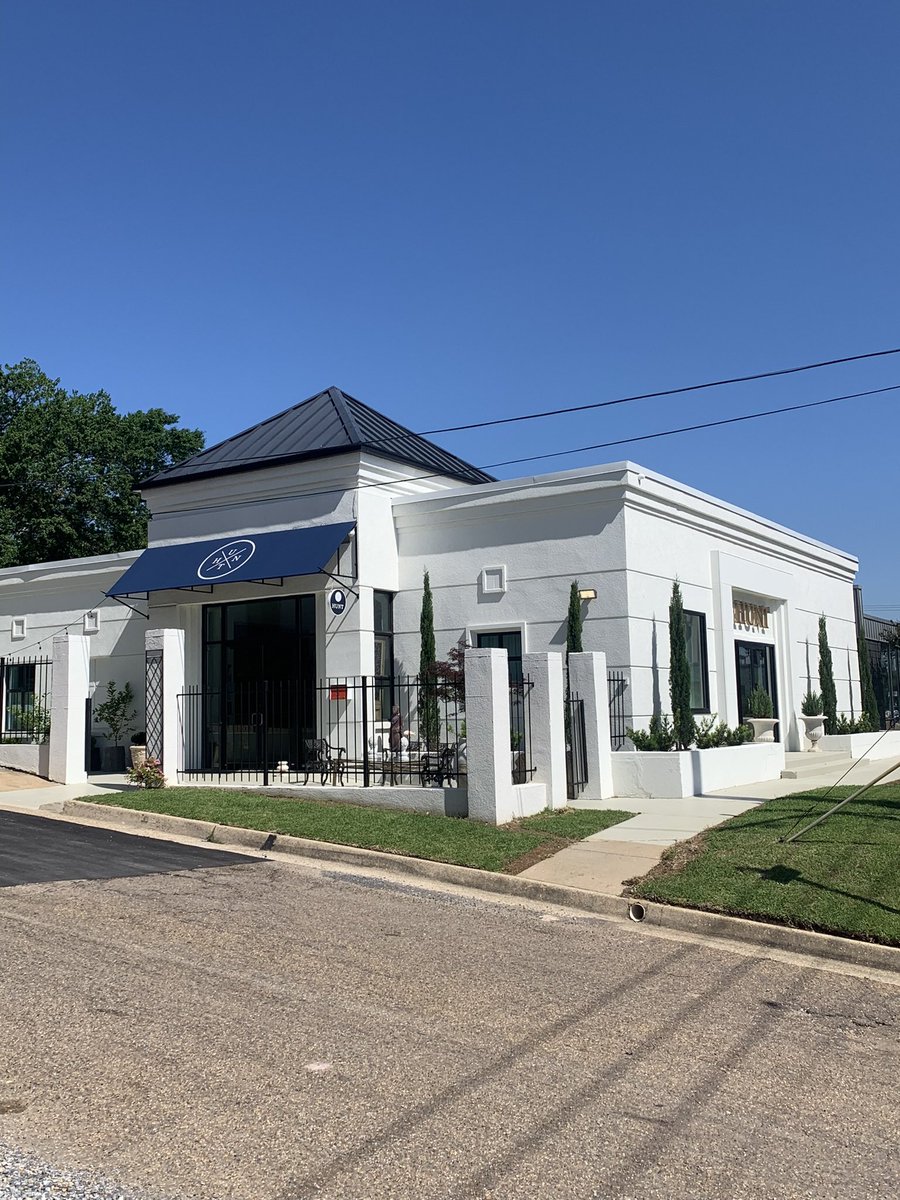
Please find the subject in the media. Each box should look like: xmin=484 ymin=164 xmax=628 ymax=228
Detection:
xmin=578 ymin=588 xmax=597 ymax=601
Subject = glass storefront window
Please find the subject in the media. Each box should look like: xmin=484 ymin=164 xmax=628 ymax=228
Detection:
xmin=684 ymin=611 xmax=709 ymax=712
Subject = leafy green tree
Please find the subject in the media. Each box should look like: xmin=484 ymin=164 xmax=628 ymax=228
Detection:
xmin=668 ymin=581 xmax=695 ymax=750
xmin=566 ymin=581 xmax=584 ymax=657
xmin=858 ymin=630 xmax=881 ymax=729
xmin=817 ymin=615 xmax=838 ymax=729
xmin=418 ymin=570 xmax=440 ymax=748
xmin=0 ymin=359 xmax=204 ymax=566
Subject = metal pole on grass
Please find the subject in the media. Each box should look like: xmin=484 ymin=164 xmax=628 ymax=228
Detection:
xmin=782 ymin=756 xmax=900 ymax=843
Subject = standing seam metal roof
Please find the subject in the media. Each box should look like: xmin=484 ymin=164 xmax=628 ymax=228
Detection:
xmin=141 ymin=387 xmax=494 ymax=488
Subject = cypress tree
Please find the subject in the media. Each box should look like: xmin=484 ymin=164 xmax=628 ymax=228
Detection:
xmin=566 ymin=581 xmax=584 ymax=657
xmin=669 ymin=581 xmax=695 ymax=751
xmin=858 ymin=629 xmax=880 ymax=730
xmin=818 ymin=615 xmax=838 ymax=729
xmin=419 ymin=570 xmax=440 ymax=748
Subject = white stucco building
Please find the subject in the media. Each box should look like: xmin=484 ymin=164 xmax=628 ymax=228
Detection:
xmin=0 ymin=386 xmax=862 ymax=781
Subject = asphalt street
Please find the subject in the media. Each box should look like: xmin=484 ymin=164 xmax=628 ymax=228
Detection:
xmin=0 ymin=809 xmax=257 ymax=886
xmin=0 ymin=839 xmax=897 ymax=1199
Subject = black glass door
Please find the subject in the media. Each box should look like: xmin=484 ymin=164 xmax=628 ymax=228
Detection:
xmin=203 ymin=596 xmax=316 ymax=770
xmin=735 ymin=641 xmax=778 ymax=734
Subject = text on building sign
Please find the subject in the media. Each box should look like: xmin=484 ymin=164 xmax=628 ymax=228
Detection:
xmin=733 ymin=600 xmax=769 ymax=629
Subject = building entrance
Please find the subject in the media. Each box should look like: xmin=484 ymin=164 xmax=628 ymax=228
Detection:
xmin=201 ymin=596 xmax=316 ymax=770
xmin=735 ymin=640 xmax=778 ymax=735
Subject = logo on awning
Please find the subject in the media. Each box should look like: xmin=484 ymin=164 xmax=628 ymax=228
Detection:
xmin=197 ymin=539 xmax=257 ymax=581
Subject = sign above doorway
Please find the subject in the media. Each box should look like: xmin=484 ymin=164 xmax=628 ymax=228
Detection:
xmin=733 ymin=597 xmax=770 ymax=633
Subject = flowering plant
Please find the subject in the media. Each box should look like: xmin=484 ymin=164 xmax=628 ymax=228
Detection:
xmin=127 ymin=756 xmax=167 ymax=789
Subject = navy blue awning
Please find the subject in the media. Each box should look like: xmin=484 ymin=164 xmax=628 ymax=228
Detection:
xmin=107 ymin=522 xmax=355 ymax=598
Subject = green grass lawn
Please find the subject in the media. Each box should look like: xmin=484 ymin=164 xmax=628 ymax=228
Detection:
xmin=630 ymin=784 xmax=900 ymax=945
xmin=83 ymin=788 xmax=631 ymax=874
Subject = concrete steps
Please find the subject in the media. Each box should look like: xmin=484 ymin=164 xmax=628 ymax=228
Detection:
xmin=780 ymin=752 xmax=852 ymax=780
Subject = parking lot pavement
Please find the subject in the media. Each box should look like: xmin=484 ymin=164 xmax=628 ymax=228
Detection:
xmin=0 ymin=852 xmax=897 ymax=1200
xmin=0 ymin=809 xmax=258 ymax=887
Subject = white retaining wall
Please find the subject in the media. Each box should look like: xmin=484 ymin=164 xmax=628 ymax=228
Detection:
xmin=612 ymin=743 xmax=785 ymax=799
xmin=0 ymin=742 xmax=50 ymax=778
xmin=820 ymin=731 xmax=900 ymax=761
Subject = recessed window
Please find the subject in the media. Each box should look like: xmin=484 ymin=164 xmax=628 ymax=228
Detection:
xmin=480 ymin=565 xmax=507 ymax=595
xmin=84 ymin=611 xmax=99 ymax=634
xmin=684 ymin=611 xmax=710 ymax=713
xmin=11 ymin=617 xmax=25 ymax=640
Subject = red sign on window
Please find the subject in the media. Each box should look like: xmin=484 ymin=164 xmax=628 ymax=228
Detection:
xmin=329 ymin=685 xmax=348 ymax=701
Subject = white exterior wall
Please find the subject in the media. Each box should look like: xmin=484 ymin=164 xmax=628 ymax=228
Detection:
xmin=391 ymin=467 xmax=631 ymax=675
xmin=0 ymin=553 xmax=147 ymax=752
xmin=620 ymin=468 xmax=858 ymax=750
xmin=391 ymin=461 xmax=859 ymax=756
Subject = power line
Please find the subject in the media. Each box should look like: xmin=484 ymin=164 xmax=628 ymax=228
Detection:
xmin=482 ymin=383 xmax=900 ymax=470
xmin=149 ymin=344 xmax=900 ymax=474
xmin=150 ymin=380 xmax=900 ymax=518
xmin=416 ymin=346 xmax=900 ymax=438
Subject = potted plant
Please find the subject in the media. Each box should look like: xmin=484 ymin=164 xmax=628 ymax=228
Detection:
xmin=130 ymin=731 xmax=147 ymax=769
xmin=799 ymin=691 xmax=826 ymax=751
xmin=746 ymin=685 xmax=778 ymax=743
xmin=93 ymin=681 xmax=137 ymax=772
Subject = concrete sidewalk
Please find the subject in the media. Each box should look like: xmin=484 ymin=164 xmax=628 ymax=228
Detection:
xmin=0 ymin=771 xmax=131 ymax=812
xmin=520 ymin=750 xmax=900 ymax=895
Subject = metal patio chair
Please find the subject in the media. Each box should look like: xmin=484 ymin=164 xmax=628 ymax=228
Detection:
xmin=299 ymin=737 xmax=345 ymax=786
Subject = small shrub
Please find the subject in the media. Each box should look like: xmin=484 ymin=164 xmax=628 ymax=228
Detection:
xmin=627 ymin=713 xmax=676 ymax=751
xmin=801 ymin=691 xmax=823 ymax=716
xmin=694 ymin=715 xmax=754 ymax=748
xmin=832 ymin=713 xmax=874 ymax=735
xmin=728 ymin=723 xmax=755 ymax=745
xmin=127 ymin=756 xmax=166 ymax=789
xmin=747 ymin=686 xmax=774 ymax=719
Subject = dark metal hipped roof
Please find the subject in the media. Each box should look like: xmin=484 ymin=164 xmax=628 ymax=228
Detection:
xmin=142 ymin=387 xmax=494 ymax=489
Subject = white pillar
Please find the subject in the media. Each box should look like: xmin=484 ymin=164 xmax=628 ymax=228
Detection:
xmin=465 ymin=648 xmax=515 ymax=824
xmin=145 ymin=628 xmax=185 ymax=780
xmin=49 ymin=634 xmax=90 ymax=785
xmin=568 ymin=651 xmax=615 ymax=800
xmin=522 ymin=651 xmax=568 ymax=810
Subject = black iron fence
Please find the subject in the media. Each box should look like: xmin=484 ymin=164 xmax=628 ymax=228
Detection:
xmin=509 ymin=675 xmax=535 ymax=785
xmin=608 ymin=670 xmax=628 ymax=749
xmin=565 ymin=691 xmax=588 ymax=799
xmin=179 ymin=674 xmax=466 ymax=788
xmin=0 ymin=655 xmax=52 ymax=743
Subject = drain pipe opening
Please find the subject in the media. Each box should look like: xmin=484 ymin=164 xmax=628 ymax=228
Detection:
xmin=628 ymin=902 xmax=646 ymax=923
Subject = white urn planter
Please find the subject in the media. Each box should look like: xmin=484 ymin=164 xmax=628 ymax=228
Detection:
xmin=747 ymin=718 xmax=779 ymax=744
xmin=799 ymin=715 xmax=826 ymax=751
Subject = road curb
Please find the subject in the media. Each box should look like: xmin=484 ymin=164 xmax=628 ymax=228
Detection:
xmin=59 ymin=799 xmax=899 ymax=976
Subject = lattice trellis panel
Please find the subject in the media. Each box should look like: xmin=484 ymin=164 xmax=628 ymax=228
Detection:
xmin=145 ymin=648 xmax=164 ymax=761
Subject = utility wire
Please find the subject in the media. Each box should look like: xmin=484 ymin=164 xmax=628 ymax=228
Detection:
xmin=415 ymin=346 xmax=900 ymax=437
xmin=483 ymin=383 xmax=900 ymax=471
xmin=151 ymin=345 xmax=900 ymax=473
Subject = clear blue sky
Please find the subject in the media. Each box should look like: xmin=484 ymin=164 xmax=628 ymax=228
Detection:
xmin=3 ymin=1 xmax=899 ymax=613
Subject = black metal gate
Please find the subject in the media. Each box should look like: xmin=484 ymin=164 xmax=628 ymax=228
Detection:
xmin=607 ymin=670 xmax=628 ymax=749
xmin=565 ymin=690 xmax=588 ymax=799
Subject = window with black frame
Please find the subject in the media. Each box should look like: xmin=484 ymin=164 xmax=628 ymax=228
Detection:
xmin=684 ymin=611 xmax=710 ymax=713
xmin=374 ymin=591 xmax=394 ymax=721
xmin=475 ymin=630 xmax=523 ymax=684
